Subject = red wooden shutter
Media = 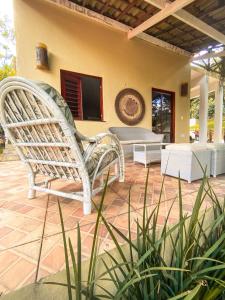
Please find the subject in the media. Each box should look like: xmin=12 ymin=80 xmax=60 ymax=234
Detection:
xmin=61 ymin=71 xmax=83 ymax=120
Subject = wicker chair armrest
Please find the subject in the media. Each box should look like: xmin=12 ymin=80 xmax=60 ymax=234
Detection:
xmin=90 ymin=133 xmax=119 ymax=144
xmin=75 ymin=130 xmax=96 ymax=143
xmin=83 ymin=133 xmax=123 ymax=162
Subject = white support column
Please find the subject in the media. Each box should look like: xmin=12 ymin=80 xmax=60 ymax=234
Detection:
xmin=214 ymin=81 xmax=224 ymax=143
xmin=199 ymin=74 xmax=208 ymax=143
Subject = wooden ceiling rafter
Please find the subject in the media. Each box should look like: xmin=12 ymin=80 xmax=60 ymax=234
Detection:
xmin=100 ymin=0 xmax=110 ymax=14
xmin=97 ymin=0 xmax=116 ymax=14
xmin=128 ymin=0 xmax=196 ymax=39
xmin=190 ymin=2 xmax=225 ymax=20
xmin=82 ymin=0 xmax=88 ymax=7
xmin=151 ymin=19 xmax=195 ymax=40
xmin=145 ymin=0 xmax=225 ymax=47
xmin=98 ymin=0 xmax=148 ymax=27
xmin=45 ymin=0 xmax=225 ymax=57
xmin=145 ymin=17 xmax=203 ymax=51
xmin=116 ymin=0 xmax=138 ymax=21
xmin=73 ymin=0 xmax=225 ymax=50
xmin=45 ymin=0 xmax=191 ymax=56
xmin=132 ymin=4 xmax=158 ymax=27
xmin=193 ymin=6 xmax=225 ymax=33
xmin=82 ymin=0 xmax=212 ymax=49
xmin=114 ymin=0 xmax=155 ymax=26
xmin=97 ymin=0 xmax=133 ymax=23
xmin=150 ymin=24 xmax=193 ymax=47
xmin=97 ymin=0 xmax=144 ymax=25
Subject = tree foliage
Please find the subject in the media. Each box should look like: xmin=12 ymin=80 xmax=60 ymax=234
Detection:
xmin=0 ymin=15 xmax=16 ymax=81
xmin=190 ymin=92 xmax=225 ymax=119
xmin=0 ymin=15 xmax=16 ymax=138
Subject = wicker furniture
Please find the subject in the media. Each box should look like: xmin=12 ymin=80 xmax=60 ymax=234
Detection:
xmin=0 ymin=77 xmax=124 ymax=215
xmin=207 ymin=143 xmax=225 ymax=177
xmin=133 ymin=143 xmax=170 ymax=167
xmin=108 ymin=127 xmax=164 ymax=156
xmin=161 ymin=143 xmax=211 ymax=183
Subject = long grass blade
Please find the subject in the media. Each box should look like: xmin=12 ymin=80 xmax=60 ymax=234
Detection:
xmin=58 ymin=200 xmax=72 ymax=300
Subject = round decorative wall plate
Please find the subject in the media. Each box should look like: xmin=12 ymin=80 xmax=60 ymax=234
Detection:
xmin=115 ymin=88 xmax=145 ymax=125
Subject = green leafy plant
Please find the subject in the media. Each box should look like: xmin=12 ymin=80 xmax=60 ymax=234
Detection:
xmin=0 ymin=15 xmax=16 ymax=81
xmin=44 ymin=174 xmax=109 ymax=300
xmin=47 ymin=170 xmax=225 ymax=299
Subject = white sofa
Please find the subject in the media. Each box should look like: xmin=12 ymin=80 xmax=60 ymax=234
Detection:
xmin=108 ymin=127 xmax=164 ymax=157
xmin=161 ymin=143 xmax=211 ymax=183
xmin=207 ymin=143 xmax=225 ymax=177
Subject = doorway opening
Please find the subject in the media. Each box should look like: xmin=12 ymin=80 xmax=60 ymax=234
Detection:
xmin=152 ymin=88 xmax=175 ymax=142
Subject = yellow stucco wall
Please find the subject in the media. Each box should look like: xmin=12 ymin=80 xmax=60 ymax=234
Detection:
xmin=14 ymin=0 xmax=191 ymax=141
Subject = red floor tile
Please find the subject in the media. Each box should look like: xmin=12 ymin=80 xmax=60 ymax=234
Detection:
xmin=0 ymin=258 xmax=36 ymax=290
xmin=41 ymin=245 xmax=65 ymax=272
xmin=0 ymin=251 xmax=19 ymax=274
xmin=0 ymin=159 xmax=225 ymax=295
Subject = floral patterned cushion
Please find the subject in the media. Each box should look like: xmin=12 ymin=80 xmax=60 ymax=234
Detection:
xmin=35 ymin=81 xmax=84 ymax=153
xmin=86 ymin=144 xmax=118 ymax=177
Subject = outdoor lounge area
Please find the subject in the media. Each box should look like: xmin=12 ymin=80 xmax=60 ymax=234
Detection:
xmin=1 ymin=0 xmax=225 ymax=298
xmin=1 ymin=76 xmax=225 ymax=297
xmin=0 ymin=159 xmax=225 ymax=296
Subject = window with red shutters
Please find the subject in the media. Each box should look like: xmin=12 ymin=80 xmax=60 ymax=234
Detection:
xmin=61 ymin=72 xmax=83 ymax=120
xmin=60 ymin=70 xmax=103 ymax=121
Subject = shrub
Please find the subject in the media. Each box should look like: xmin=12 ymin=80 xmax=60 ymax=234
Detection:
xmin=48 ymin=171 xmax=225 ymax=299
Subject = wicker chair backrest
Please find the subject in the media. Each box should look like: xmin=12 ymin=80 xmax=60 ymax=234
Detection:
xmin=0 ymin=77 xmax=87 ymax=181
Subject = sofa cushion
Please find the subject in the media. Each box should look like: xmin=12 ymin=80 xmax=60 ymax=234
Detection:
xmin=109 ymin=127 xmax=164 ymax=142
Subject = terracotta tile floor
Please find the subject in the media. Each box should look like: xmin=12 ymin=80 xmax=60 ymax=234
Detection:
xmin=0 ymin=159 xmax=225 ymax=295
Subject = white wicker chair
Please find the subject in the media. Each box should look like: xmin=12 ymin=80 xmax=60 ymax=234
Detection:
xmin=0 ymin=77 xmax=124 ymax=215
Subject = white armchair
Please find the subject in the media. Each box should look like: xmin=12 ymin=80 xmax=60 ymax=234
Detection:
xmin=0 ymin=77 xmax=124 ymax=215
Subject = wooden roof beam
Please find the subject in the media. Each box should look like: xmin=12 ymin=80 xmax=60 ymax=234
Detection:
xmin=44 ymin=0 xmax=191 ymax=56
xmin=128 ymin=0 xmax=195 ymax=39
xmin=145 ymin=0 xmax=225 ymax=46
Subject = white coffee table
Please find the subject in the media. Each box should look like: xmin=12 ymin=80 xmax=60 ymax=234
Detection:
xmin=133 ymin=143 xmax=170 ymax=168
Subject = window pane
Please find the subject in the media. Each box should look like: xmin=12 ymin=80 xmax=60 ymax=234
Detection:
xmin=81 ymin=77 xmax=101 ymax=121
xmin=152 ymin=94 xmax=162 ymax=134
xmin=61 ymin=70 xmax=102 ymax=121
xmin=152 ymin=90 xmax=174 ymax=143
xmin=161 ymin=95 xmax=171 ymax=133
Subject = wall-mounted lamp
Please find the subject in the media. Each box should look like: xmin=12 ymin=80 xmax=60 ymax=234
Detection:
xmin=36 ymin=43 xmax=49 ymax=70
xmin=180 ymin=82 xmax=188 ymax=97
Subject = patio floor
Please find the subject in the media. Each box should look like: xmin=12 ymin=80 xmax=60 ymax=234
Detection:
xmin=0 ymin=159 xmax=225 ymax=295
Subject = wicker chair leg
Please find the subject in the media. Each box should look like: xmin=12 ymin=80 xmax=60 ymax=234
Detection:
xmin=83 ymin=201 xmax=92 ymax=215
xmin=28 ymin=172 xmax=36 ymax=199
xmin=83 ymin=182 xmax=92 ymax=215
xmin=119 ymin=157 xmax=125 ymax=183
xmin=28 ymin=189 xmax=36 ymax=199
